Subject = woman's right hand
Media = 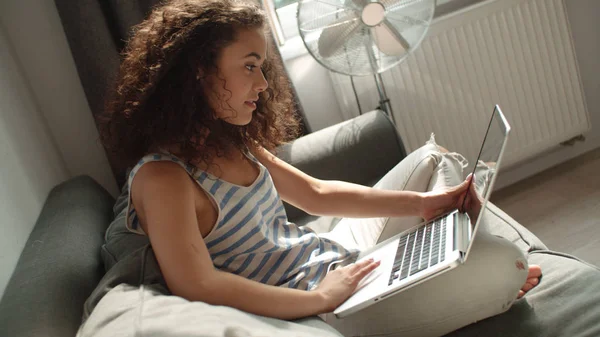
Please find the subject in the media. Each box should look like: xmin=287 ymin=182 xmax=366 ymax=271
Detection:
xmin=314 ymin=258 xmax=381 ymax=313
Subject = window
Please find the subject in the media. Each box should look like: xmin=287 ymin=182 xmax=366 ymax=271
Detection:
xmin=275 ymin=1 xmax=300 ymax=40
xmin=262 ymin=0 xmax=300 ymax=45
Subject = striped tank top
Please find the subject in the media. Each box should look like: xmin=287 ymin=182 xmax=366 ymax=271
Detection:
xmin=125 ymin=151 xmax=359 ymax=290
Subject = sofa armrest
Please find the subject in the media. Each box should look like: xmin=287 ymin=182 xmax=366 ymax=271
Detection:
xmin=0 ymin=176 xmax=115 ymax=337
xmin=276 ymin=110 xmax=406 ymax=221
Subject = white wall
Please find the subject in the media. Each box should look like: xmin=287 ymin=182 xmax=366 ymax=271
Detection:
xmin=0 ymin=22 xmax=69 ymax=298
xmin=0 ymin=0 xmax=118 ymax=299
xmin=284 ymin=55 xmax=345 ymax=131
xmin=0 ymin=0 xmax=117 ymax=197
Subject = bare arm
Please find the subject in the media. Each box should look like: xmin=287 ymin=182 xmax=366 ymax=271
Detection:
xmin=312 ymin=172 xmax=473 ymax=221
xmin=253 ymin=147 xmax=423 ymax=218
xmin=310 ymin=180 xmax=422 ymax=218
xmin=131 ymin=162 xmax=377 ymax=319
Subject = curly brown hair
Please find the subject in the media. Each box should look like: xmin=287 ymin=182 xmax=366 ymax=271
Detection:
xmin=98 ymin=0 xmax=301 ymax=176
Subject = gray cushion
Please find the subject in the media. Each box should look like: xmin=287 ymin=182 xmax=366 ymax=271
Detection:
xmin=0 ymin=176 xmax=114 ymax=337
xmin=483 ymin=202 xmax=548 ymax=253
xmin=101 ymin=175 xmax=149 ymax=272
xmin=277 ymin=110 xmax=406 ymax=222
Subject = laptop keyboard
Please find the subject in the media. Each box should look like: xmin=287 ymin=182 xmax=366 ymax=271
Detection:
xmin=388 ymin=217 xmax=448 ymax=286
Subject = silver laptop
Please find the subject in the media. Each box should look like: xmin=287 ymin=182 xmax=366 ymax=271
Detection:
xmin=334 ymin=105 xmax=512 ymax=318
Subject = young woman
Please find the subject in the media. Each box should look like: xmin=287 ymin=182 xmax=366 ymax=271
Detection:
xmin=99 ymin=0 xmax=541 ymax=334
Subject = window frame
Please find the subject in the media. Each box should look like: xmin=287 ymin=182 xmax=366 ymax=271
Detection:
xmin=261 ymin=0 xmax=287 ymax=46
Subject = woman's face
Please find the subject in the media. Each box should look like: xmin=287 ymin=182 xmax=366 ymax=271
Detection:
xmin=205 ymin=27 xmax=269 ymax=126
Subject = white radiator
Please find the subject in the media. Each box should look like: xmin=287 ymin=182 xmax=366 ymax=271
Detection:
xmin=329 ymin=0 xmax=590 ymax=169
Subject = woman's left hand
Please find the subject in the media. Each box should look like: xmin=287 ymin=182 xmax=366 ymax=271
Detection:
xmin=419 ymin=174 xmax=474 ymax=221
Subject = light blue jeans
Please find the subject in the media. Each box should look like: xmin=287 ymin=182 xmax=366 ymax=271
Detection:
xmin=320 ymin=142 xmax=529 ymax=337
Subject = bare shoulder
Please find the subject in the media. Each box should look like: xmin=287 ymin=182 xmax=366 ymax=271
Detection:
xmin=250 ymin=146 xmax=281 ymax=167
xmin=249 ymin=146 xmax=321 ymax=214
xmin=130 ymin=161 xmax=211 ymax=219
xmin=132 ymin=161 xmax=193 ymax=198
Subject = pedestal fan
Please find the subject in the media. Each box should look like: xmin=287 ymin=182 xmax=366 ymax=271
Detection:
xmin=297 ymin=0 xmax=436 ymax=122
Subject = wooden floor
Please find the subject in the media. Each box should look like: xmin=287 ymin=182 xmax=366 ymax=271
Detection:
xmin=492 ymin=147 xmax=600 ymax=267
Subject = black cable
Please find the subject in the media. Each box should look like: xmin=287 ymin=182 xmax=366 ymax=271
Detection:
xmin=350 ymin=75 xmax=363 ymax=115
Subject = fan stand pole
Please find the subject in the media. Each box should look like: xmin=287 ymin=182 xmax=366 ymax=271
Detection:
xmin=365 ymin=29 xmax=397 ymax=126
xmin=374 ymin=72 xmax=397 ymax=125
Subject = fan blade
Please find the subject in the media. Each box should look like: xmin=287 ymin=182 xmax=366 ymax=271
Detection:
xmin=386 ymin=13 xmax=428 ymax=27
xmin=371 ymin=19 xmax=410 ymax=56
xmin=384 ymin=19 xmax=410 ymax=50
xmin=318 ymin=18 xmax=361 ymax=58
xmin=319 ymin=15 xmax=358 ymax=31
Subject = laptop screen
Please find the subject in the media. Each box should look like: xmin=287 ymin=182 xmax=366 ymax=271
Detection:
xmin=462 ymin=105 xmax=511 ymax=260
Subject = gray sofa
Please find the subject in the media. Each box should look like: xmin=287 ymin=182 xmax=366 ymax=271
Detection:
xmin=1 ymin=110 xmax=599 ymax=337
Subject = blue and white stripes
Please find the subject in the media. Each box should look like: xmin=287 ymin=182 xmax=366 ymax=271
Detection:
xmin=125 ymin=152 xmax=358 ymax=290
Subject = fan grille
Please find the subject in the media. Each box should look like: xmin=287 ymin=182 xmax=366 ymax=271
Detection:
xmin=298 ymin=0 xmax=435 ymax=76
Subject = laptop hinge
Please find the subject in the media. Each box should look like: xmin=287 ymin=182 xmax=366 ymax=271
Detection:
xmin=453 ymin=213 xmax=471 ymax=254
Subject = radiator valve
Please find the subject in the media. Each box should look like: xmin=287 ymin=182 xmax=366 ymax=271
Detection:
xmin=560 ymin=134 xmax=586 ymax=146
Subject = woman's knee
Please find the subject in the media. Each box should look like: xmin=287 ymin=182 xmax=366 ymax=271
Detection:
xmin=427 ymin=152 xmax=469 ymax=191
